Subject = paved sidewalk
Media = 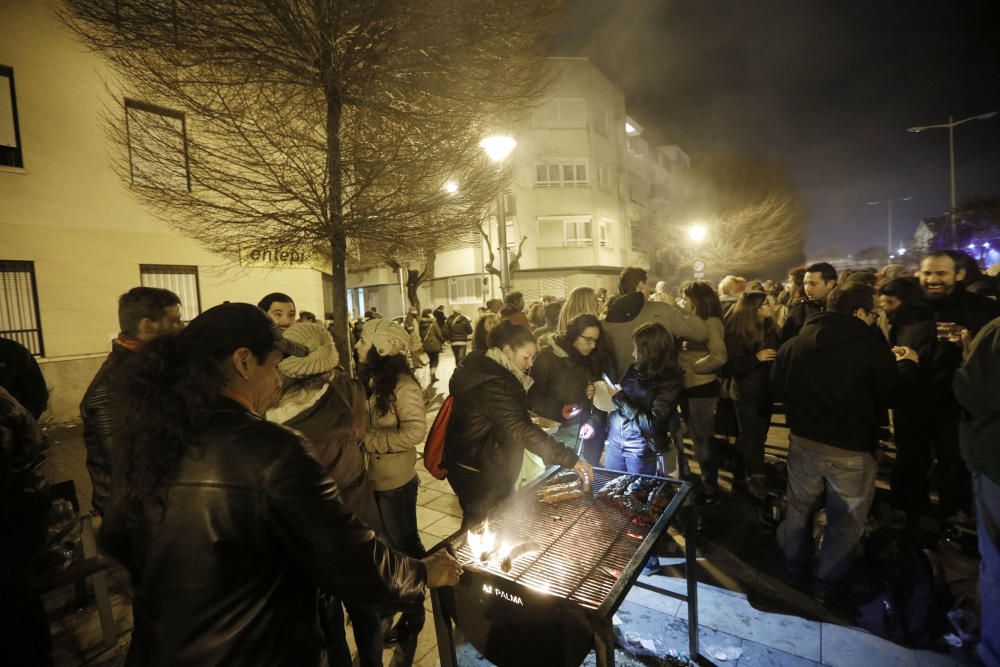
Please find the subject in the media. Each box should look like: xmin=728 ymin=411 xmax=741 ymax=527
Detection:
xmin=40 ymin=348 xmax=965 ymax=666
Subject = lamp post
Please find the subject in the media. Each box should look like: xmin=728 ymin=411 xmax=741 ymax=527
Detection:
xmin=907 ymin=111 xmax=997 ymax=244
xmin=479 ymin=135 xmax=517 ymax=295
xmin=866 ymin=196 xmax=911 ymax=257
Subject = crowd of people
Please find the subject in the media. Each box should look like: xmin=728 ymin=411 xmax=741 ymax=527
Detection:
xmin=1 ymin=248 xmax=999 ymax=666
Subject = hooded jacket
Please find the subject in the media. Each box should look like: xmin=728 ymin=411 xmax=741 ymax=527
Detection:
xmin=603 ymin=293 xmax=708 ymax=380
xmin=444 ymin=351 xmax=578 ymax=490
xmin=779 ymin=298 xmax=826 ymax=343
xmin=99 ymin=397 xmax=426 ymax=667
xmin=445 ymin=313 xmax=473 ymax=344
xmin=953 ymin=316 xmax=1000 ymax=485
xmin=771 ymin=311 xmax=898 ymax=452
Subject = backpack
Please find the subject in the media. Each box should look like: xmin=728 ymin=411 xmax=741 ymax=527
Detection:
xmin=423 ymin=395 xmax=454 ymax=479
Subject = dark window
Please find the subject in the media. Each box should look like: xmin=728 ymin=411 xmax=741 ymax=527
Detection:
xmin=139 ymin=264 xmax=201 ymax=322
xmin=0 ymin=65 xmax=24 ymax=168
xmin=125 ymin=98 xmax=191 ymax=191
xmin=0 ymin=260 xmax=44 ymax=356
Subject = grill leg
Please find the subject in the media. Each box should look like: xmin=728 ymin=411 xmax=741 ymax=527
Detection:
xmin=430 ymin=588 xmax=458 ymax=667
xmin=593 ymin=618 xmax=616 ymax=667
xmin=685 ymin=504 xmax=700 ymax=659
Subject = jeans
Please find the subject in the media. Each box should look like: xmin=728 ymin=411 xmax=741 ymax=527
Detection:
xmin=452 ymin=343 xmax=467 ymax=366
xmin=375 ymin=475 xmax=425 ymax=558
xmin=426 ymin=351 xmax=440 ymax=376
xmin=684 ymin=395 xmax=719 ymax=492
xmin=974 ymin=473 xmax=1000 ymax=667
xmin=604 ymin=442 xmax=658 ymax=476
xmin=320 ymin=596 xmax=382 ymax=667
xmin=781 ymin=435 xmax=877 ymax=583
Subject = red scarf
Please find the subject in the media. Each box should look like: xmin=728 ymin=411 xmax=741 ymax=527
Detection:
xmin=114 ymin=334 xmax=144 ymax=352
xmin=221 ymin=389 xmax=256 ymax=415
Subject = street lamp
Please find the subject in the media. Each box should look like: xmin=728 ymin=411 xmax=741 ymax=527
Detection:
xmin=687 ymin=223 xmax=708 ymax=244
xmin=479 ymin=135 xmax=517 ymax=295
xmin=444 ymin=180 xmax=459 ymax=194
xmin=866 ymin=196 xmax=911 ymax=255
xmin=907 ymin=111 xmax=997 ymax=243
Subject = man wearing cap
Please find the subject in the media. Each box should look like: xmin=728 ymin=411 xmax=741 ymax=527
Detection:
xmin=98 ymin=303 xmax=460 ymax=666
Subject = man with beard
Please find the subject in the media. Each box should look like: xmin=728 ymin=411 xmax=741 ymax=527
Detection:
xmin=780 ymin=262 xmax=837 ymax=343
xmin=919 ymin=250 xmax=1000 ymax=522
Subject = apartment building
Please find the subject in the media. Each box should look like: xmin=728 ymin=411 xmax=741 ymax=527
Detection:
xmin=349 ymin=58 xmax=690 ymax=309
xmin=0 ymin=1 xmax=332 ymax=421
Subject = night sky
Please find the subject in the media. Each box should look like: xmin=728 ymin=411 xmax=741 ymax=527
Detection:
xmin=557 ymin=0 xmax=1000 ymax=256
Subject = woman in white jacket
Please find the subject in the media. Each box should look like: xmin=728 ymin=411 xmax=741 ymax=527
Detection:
xmin=678 ymin=281 xmax=728 ymax=503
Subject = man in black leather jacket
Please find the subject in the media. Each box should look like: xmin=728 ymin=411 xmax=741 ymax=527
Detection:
xmin=80 ymin=286 xmax=183 ymax=515
xmin=98 ymin=303 xmax=460 ymax=666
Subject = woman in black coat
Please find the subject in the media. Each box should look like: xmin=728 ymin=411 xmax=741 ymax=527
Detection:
xmin=528 ymin=314 xmax=612 ymax=465
xmin=444 ymin=321 xmax=593 ymax=528
xmin=722 ymin=291 xmax=779 ymax=499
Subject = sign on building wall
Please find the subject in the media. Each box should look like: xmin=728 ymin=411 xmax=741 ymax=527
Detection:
xmin=239 ymin=245 xmax=324 ymax=270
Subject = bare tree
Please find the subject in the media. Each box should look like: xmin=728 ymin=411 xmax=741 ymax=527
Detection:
xmin=60 ymin=0 xmax=560 ymax=361
xmin=660 ymin=154 xmax=808 ymax=277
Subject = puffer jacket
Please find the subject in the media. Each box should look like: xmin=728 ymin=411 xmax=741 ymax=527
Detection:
xmin=363 ymin=375 xmax=426 ymax=492
xmin=679 ymin=317 xmax=727 ymax=389
xmin=607 ymin=364 xmax=683 ymax=456
xmin=445 ymin=314 xmax=473 ymax=344
xmin=444 ymin=351 xmax=578 ymax=489
xmin=80 ymin=341 xmax=132 ymax=515
xmin=99 ymin=397 xmax=426 ymax=667
xmin=269 ymin=373 xmax=381 ymax=532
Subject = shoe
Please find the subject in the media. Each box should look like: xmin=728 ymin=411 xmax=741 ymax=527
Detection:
xmin=642 ymin=555 xmax=660 ymax=575
xmin=384 ymin=616 xmax=423 ymax=645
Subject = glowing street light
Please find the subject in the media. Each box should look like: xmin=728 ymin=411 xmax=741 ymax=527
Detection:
xmin=444 ymin=180 xmax=459 ymax=194
xmin=687 ymin=224 xmax=708 ymax=244
xmin=479 ymin=135 xmax=517 ymax=163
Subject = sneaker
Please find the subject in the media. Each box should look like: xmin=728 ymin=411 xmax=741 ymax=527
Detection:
xmin=642 ymin=555 xmax=661 ymax=575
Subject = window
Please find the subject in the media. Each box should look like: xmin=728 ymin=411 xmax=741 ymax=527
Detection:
xmin=140 ymin=264 xmax=201 ymax=322
xmin=531 ymin=98 xmax=587 ymax=129
xmin=0 ymin=66 xmax=24 ymax=168
xmin=537 ymin=216 xmax=593 ymax=248
xmin=534 ymin=160 xmax=588 ymax=188
xmin=0 ymin=260 xmax=44 ymax=356
xmin=599 ymin=218 xmax=614 ymax=248
xmin=448 ymin=276 xmax=482 ymax=305
xmin=125 ymin=99 xmax=191 ymax=191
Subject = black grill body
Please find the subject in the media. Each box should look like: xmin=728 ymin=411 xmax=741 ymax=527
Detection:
xmin=430 ymin=467 xmax=698 ymax=667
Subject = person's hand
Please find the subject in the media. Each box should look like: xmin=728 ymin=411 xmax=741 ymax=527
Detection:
xmin=960 ymin=329 xmax=974 ymax=360
xmin=573 ymin=459 xmax=593 ymax=492
xmin=756 ymin=348 xmax=777 ymax=362
xmin=892 ymin=346 xmax=919 ymax=364
xmin=585 ymin=382 xmax=596 ymax=400
xmin=579 ymin=423 xmax=595 ymax=440
xmin=422 ymin=549 xmax=463 ymax=588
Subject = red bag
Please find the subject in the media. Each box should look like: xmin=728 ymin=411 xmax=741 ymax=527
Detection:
xmin=423 ymin=395 xmax=454 ymax=479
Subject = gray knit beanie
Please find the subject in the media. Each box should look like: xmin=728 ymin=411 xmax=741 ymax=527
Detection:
xmin=278 ymin=322 xmax=339 ymax=378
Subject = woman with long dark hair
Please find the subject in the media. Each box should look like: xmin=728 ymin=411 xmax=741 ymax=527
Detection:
xmin=605 ymin=322 xmax=684 ymax=476
xmin=419 ymin=308 xmax=444 ymax=383
xmin=528 ymin=313 xmax=612 ymax=465
xmin=99 ymin=303 xmax=448 ymax=666
xmin=445 ymin=320 xmax=593 ymax=527
xmin=679 ymin=281 xmax=727 ymax=502
xmin=722 ymin=291 xmax=778 ymax=499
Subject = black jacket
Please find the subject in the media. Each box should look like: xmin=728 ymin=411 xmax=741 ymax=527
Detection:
xmin=926 ymin=285 xmax=1000 ymax=411
xmin=445 ymin=314 xmax=473 ymax=344
xmin=528 ymin=341 xmax=603 ymax=421
xmin=886 ymin=302 xmax=936 ymax=389
xmin=954 ymin=316 xmax=1000 ymax=485
xmin=99 ymin=397 xmax=426 ymax=667
xmin=607 ymin=364 xmax=682 ymax=455
xmin=444 ymin=351 xmax=578 ymax=489
xmin=771 ymin=311 xmax=898 ymax=452
xmin=80 ymin=341 xmax=132 ymax=515
xmin=722 ymin=327 xmax=779 ymax=406
xmin=779 ymin=299 xmax=824 ymax=343
xmin=0 ymin=336 xmax=48 ymax=420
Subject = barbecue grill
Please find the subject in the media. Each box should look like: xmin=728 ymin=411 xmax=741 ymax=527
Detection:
xmin=430 ymin=467 xmax=698 ymax=667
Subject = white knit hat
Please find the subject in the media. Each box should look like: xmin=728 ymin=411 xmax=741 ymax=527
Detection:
xmin=277 ymin=322 xmax=339 ymax=378
xmin=361 ymin=318 xmax=410 ymax=357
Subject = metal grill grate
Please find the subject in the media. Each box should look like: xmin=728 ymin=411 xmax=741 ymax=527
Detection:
xmin=451 ymin=468 xmax=680 ymax=611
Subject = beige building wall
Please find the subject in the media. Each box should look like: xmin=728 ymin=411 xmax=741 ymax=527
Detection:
xmin=0 ymin=1 xmax=326 ymax=422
